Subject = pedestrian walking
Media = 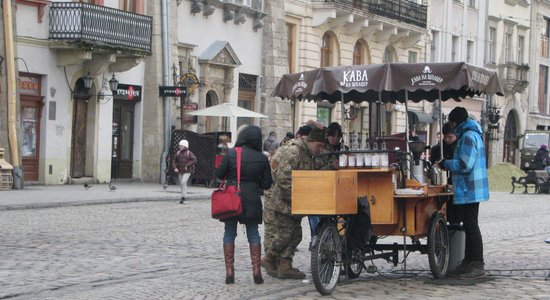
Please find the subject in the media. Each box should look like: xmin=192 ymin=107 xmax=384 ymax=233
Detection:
xmin=439 ymin=107 xmax=489 ymax=279
xmin=215 ymin=125 xmax=272 ymax=285
xmin=171 ymin=139 xmax=197 ymax=204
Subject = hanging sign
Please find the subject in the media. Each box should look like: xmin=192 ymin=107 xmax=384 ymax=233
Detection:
xmin=159 ymin=86 xmax=187 ymax=97
xmin=115 ymin=84 xmax=142 ymax=102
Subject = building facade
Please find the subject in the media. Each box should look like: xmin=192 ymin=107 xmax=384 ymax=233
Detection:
xmin=529 ymin=0 xmax=550 ymax=131
xmin=8 ymin=0 xmax=152 ymax=185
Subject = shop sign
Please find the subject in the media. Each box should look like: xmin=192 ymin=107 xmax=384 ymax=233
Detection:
xmin=159 ymin=86 xmax=187 ymax=97
xmin=181 ymin=102 xmax=198 ymax=125
xmin=18 ymin=73 xmax=41 ymax=96
xmin=116 ymin=84 xmax=142 ymax=102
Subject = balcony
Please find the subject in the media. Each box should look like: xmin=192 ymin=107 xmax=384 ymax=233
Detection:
xmin=311 ymin=0 xmax=427 ymax=29
xmin=498 ymin=63 xmax=529 ymax=94
xmin=49 ymin=2 xmax=152 ymax=55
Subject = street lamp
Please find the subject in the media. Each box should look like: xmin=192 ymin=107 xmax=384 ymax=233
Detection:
xmin=485 ymin=105 xmax=501 ymax=141
xmin=77 ymin=73 xmax=119 ymax=103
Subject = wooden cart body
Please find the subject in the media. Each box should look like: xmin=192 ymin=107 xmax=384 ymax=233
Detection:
xmin=292 ymin=169 xmax=451 ymax=237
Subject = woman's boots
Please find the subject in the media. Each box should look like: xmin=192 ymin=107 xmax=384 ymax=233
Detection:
xmin=223 ymin=244 xmax=235 ymax=284
xmin=249 ymin=244 xmax=264 ymax=284
xmin=224 ymin=243 xmax=264 ymax=284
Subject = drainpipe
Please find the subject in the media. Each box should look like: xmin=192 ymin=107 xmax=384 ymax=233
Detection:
xmin=160 ymin=0 xmax=171 ymax=185
xmin=4 ymin=0 xmax=22 ymax=189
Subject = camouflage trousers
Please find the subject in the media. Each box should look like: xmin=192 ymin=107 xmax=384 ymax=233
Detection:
xmin=263 ymin=208 xmax=303 ymax=258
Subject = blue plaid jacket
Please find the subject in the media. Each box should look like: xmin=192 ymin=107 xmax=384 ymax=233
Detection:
xmin=443 ymin=119 xmax=489 ymax=205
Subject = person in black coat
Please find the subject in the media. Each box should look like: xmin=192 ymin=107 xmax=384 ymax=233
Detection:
xmin=215 ymin=125 xmax=272 ymax=285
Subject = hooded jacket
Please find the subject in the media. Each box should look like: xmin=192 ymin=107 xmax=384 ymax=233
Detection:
xmin=216 ymin=125 xmax=272 ymax=224
xmin=443 ymin=119 xmax=489 ymax=205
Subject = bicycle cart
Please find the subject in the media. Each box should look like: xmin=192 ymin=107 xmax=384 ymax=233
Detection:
xmin=272 ymin=62 xmax=503 ymax=295
xmin=293 ymin=168 xmax=452 ymax=295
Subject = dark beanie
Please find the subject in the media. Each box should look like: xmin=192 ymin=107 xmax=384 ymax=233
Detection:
xmin=297 ymin=125 xmax=312 ymax=136
xmin=448 ymin=107 xmax=469 ymax=125
xmin=307 ymin=127 xmax=327 ymax=142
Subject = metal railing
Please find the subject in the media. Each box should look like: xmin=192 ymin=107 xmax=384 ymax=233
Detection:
xmin=311 ymin=0 xmax=427 ymax=28
xmin=49 ymin=2 xmax=152 ymax=54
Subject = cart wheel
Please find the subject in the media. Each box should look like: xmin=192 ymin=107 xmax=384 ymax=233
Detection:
xmin=427 ymin=212 xmax=449 ymax=279
xmin=345 ymin=250 xmax=364 ymax=279
xmin=311 ymin=221 xmax=341 ymax=295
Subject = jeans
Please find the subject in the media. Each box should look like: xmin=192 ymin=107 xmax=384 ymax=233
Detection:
xmin=178 ymin=173 xmax=191 ymax=198
xmin=308 ymin=216 xmax=320 ymax=236
xmin=223 ymin=221 xmax=261 ymax=245
xmin=451 ymin=202 xmax=484 ymax=263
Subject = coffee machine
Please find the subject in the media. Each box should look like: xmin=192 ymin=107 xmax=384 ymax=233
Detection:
xmin=409 ymin=140 xmax=426 ymax=184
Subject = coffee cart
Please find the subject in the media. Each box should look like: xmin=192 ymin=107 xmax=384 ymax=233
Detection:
xmin=272 ymin=62 xmax=503 ymax=295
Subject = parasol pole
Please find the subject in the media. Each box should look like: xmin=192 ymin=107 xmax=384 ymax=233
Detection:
xmin=405 ymin=90 xmax=410 ymax=179
xmin=439 ymin=90 xmax=443 ymax=165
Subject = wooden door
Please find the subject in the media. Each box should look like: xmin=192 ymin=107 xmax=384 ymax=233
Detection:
xmin=21 ymin=97 xmax=43 ymax=181
xmin=71 ymin=99 xmax=88 ymax=177
xmin=111 ymin=101 xmax=134 ymax=178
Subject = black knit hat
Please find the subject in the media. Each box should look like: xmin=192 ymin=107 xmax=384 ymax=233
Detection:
xmin=448 ymin=107 xmax=469 ymax=125
xmin=307 ymin=127 xmax=327 ymax=142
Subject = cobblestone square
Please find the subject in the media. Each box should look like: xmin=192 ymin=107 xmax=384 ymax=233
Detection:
xmin=0 ymin=192 xmax=549 ymax=299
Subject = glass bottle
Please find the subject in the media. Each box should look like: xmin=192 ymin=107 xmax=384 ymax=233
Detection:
xmin=380 ymin=140 xmax=389 ymax=168
xmin=372 ymin=141 xmax=380 ymax=168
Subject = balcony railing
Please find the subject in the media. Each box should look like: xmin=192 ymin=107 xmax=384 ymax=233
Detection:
xmin=49 ymin=2 xmax=152 ymax=54
xmin=311 ymin=0 xmax=427 ymax=28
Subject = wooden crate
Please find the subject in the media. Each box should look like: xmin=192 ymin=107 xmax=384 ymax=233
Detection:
xmin=292 ymin=170 xmax=358 ymax=215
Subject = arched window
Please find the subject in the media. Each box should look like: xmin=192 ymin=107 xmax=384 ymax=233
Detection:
xmin=353 ymin=41 xmax=363 ymax=65
xmin=321 ymin=33 xmax=332 ymax=67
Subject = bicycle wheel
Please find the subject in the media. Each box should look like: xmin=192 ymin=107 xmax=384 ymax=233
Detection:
xmin=427 ymin=212 xmax=449 ymax=278
xmin=311 ymin=221 xmax=341 ymax=295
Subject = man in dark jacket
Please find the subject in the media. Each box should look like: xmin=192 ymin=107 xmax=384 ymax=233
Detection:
xmin=263 ymin=131 xmax=279 ymax=155
xmin=215 ymin=125 xmax=272 ymax=285
xmin=534 ymin=144 xmax=550 ymax=172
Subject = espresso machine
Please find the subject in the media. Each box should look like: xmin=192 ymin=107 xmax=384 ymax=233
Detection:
xmin=408 ymin=140 xmax=426 ymax=184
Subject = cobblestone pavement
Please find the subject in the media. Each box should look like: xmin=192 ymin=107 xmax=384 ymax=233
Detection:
xmin=0 ymin=192 xmax=549 ymax=299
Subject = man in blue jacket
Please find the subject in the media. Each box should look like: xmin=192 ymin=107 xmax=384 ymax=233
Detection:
xmin=439 ymin=107 xmax=489 ymax=279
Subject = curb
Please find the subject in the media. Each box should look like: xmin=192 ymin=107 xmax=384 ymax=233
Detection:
xmin=0 ymin=194 xmax=211 ymax=211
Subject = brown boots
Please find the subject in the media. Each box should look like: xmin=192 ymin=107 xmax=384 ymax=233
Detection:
xmin=223 ymin=244 xmax=235 ymax=284
xmin=261 ymin=252 xmax=278 ymax=277
xmin=249 ymin=244 xmax=264 ymax=284
xmin=224 ymin=243 xmax=264 ymax=284
xmin=277 ymin=257 xmax=306 ymax=279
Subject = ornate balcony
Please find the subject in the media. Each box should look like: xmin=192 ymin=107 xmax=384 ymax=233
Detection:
xmin=49 ymin=2 xmax=152 ymax=56
xmin=498 ymin=63 xmax=529 ymax=94
xmin=311 ymin=0 xmax=427 ymax=29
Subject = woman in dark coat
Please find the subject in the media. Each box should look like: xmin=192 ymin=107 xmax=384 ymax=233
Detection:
xmin=215 ymin=125 xmax=272 ymax=285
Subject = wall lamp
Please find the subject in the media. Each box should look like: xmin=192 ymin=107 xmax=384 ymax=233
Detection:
xmin=80 ymin=73 xmax=119 ymax=103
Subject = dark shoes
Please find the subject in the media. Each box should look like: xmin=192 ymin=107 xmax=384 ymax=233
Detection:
xmin=459 ymin=261 xmax=486 ymax=279
xmin=447 ymin=260 xmax=487 ymax=279
xmin=179 ymin=197 xmax=187 ymax=204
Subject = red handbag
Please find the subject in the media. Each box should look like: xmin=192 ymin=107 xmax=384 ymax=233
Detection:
xmin=211 ymin=147 xmax=243 ymax=220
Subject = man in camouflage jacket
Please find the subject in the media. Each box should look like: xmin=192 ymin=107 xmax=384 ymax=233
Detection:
xmin=261 ymin=126 xmax=330 ymax=279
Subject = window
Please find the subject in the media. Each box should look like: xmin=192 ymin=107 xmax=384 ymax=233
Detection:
xmin=408 ymin=51 xmax=418 ymax=63
xmin=431 ymin=30 xmax=439 ymax=62
xmin=119 ymin=0 xmax=144 ymax=13
xmin=238 ymin=73 xmax=258 ymax=127
xmin=321 ymin=33 xmax=332 ymax=67
xmin=517 ymin=36 xmax=525 ymax=64
xmin=542 ymin=18 xmax=550 ymax=59
xmin=468 ymin=0 xmax=475 ymax=8
xmin=317 ymin=101 xmax=334 ymax=127
xmin=383 ymin=46 xmax=396 ymax=63
xmin=451 ymin=35 xmax=459 ymax=62
xmin=487 ymin=27 xmax=496 ymax=63
xmin=504 ymin=32 xmax=513 ymax=62
xmin=467 ymin=40 xmax=474 ymax=63
xmin=287 ymin=23 xmax=296 ymax=73
xmin=353 ymin=41 xmax=363 ymax=65
xmin=539 ymin=65 xmax=549 ymax=115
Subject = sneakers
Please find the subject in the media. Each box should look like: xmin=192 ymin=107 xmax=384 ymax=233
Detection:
xmin=458 ymin=261 xmax=486 ymax=279
xmin=179 ymin=197 xmax=187 ymax=204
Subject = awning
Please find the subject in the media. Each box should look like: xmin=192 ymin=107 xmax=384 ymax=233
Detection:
xmin=408 ymin=110 xmax=433 ymax=124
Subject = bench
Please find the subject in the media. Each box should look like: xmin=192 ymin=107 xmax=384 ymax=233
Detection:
xmin=511 ymin=170 xmax=550 ymax=194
